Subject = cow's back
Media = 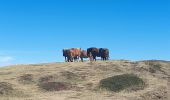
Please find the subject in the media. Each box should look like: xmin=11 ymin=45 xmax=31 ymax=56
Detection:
xmin=70 ymin=48 xmax=81 ymax=56
xmin=87 ymin=47 xmax=99 ymax=57
xmin=63 ymin=49 xmax=70 ymax=57
xmin=101 ymin=48 xmax=109 ymax=58
xmin=80 ymin=50 xmax=88 ymax=58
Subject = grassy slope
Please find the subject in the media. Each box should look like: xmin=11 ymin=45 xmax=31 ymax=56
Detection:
xmin=0 ymin=60 xmax=170 ymax=100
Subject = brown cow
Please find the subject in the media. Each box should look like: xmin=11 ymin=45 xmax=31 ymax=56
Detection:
xmin=80 ymin=50 xmax=88 ymax=62
xmin=69 ymin=48 xmax=81 ymax=62
xmin=63 ymin=48 xmax=81 ymax=62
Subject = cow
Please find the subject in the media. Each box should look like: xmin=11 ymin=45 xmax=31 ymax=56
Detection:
xmin=63 ymin=49 xmax=67 ymax=62
xmin=70 ymin=48 xmax=81 ymax=62
xmin=63 ymin=49 xmax=73 ymax=62
xmin=87 ymin=47 xmax=99 ymax=61
xmin=80 ymin=50 xmax=88 ymax=62
xmin=63 ymin=48 xmax=81 ymax=62
xmin=99 ymin=48 xmax=109 ymax=60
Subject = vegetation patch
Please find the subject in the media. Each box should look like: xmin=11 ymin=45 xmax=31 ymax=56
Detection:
xmin=0 ymin=82 xmax=30 ymax=97
xmin=18 ymin=74 xmax=34 ymax=84
xmin=39 ymin=75 xmax=55 ymax=83
xmin=0 ymin=82 xmax=14 ymax=95
xmin=38 ymin=82 xmax=71 ymax=91
xmin=38 ymin=73 xmax=73 ymax=91
xmin=145 ymin=61 xmax=162 ymax=73
xmin=99 ymin=74 xmax=145 ymax=92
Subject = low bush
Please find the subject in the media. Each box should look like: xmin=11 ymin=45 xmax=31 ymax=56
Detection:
xmin=99 ymin=74 xmax=145 ymax=92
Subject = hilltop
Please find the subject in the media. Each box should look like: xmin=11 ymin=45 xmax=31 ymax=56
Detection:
xmin=0 ymin=60 xmax=170 ymax=100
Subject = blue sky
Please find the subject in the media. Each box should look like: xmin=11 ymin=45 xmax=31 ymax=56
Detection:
xmin=0 ymin=0 xmax=169 ymax=66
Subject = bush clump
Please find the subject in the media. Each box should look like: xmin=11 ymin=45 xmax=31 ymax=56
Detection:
xmin=18 ymin=74 xmax=34 ymax=84
xmin=38 ymin=74 xmax=72 ymax=91
xmin=99 ymin=74 xmax=145 ymax=92
xmin=0 ymin=82 xmax=14 ymax=95
xmin=38 ymin=82 xmax=71 ymax=91
xmin=144 ymin=61 xmax=162 ymax=73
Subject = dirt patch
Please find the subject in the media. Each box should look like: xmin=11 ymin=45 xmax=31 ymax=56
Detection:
xmin=39 ymin=71 xmax=82 ymax=83
xmin=141 ymin=86 xmax=168 ymax=100
xmin=60 ymin=71 xmax=83 ymax=80
xmin=84 ymin=82 xmax=94 ymax=90
xmin=0 ymin=72 xmax=12 ymax=75
xmin=39 ymin=75 xmax=56 ymax=83
xmin=0 ymin=82 xmax=14 ymax=95
xmin=95 ymin=64 xmax=122 ymax=72
xmin=18 ymin=74 xmax=34 ymax=84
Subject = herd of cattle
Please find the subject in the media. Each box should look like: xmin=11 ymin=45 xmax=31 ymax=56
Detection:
xmin=63 ymin=47 xmax=109 ymax=62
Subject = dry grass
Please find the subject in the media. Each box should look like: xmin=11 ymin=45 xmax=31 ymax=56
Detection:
xmin=0 ymin=60 xmax=169 ymax=100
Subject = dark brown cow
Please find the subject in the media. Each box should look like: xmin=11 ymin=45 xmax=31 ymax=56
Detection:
xmin=80 ymin=50 xmax=88 ymax=62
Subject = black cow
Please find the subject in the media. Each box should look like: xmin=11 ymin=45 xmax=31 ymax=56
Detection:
xmin=87 ymin=47 xmax=99 ymax=61
xmin=99 ymin=48 xmax=109 ymax=60
xmin=63 ymin=49 xmax=73 ymax=62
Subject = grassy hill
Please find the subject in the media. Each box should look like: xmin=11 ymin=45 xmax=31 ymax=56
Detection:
xmin=0 ymin=60 xmax=170 ymax=100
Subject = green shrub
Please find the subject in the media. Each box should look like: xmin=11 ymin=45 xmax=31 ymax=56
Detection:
xmin=145 ymin=61 xmax=162 ymax=73
xmin=0 ymin=82 xmax=13 ymax=95
xmin=18 ymin=74 xmax=34 ymax=84
xmin=38 ymin=82 xmax=71 ymax=91
xmin=99 ymin=74 xmax=145 ymax=92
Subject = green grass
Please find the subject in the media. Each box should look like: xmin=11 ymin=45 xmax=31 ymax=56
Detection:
xmin=99 ymin=74 xmax=145 ymax=92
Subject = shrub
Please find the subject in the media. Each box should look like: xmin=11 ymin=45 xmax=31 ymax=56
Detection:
xmin=99 ymin=74 xmax=145 ymax=92
xmin=38 ymin=82 xmax=71 ymax=91
xmin=0 ymin=82 xmax=13 ymax=95
xmin=145 ymin=61 xmax=162 ymax=73
xmin=38 ymin=74 xmax=73 ymax=91
xmin=18 ymin=74 xmax=34 ymax=84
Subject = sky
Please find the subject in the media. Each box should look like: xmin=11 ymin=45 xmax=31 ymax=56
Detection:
xmin=0 ymin=0 xmax=169 ymax=66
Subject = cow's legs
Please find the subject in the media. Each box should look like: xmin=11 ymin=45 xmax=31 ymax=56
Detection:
xmin=81 ymin=57 xmax=83 ymax=62
xmin=104 ymin=57 xmax=106 ymax=61
xmin=65 ymin=56 xmax=67 ymax=62
xmin=93 ymin=56 xmax=96 ymax=61
xmin=77 ymin=56 xmax=80 ymax=62
xmin=67 ymin=57 xmax=70 ymax=62
xmin=100 ymin=56 xmax=103 ymax=61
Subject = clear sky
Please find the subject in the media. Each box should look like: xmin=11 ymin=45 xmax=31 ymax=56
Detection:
xmin=0 ymin=0 xmax=169 ymax=66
